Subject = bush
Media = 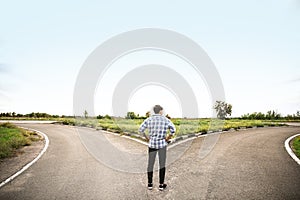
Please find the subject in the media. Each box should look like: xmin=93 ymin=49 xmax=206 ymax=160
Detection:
xmin=0 ymin=123 xmax=41 ymax=159
xmin=0 ymin=122 xmax=17 ymax=129
xmin=0 ymin=124 xmax=28 ymax=158
xmin=292 ymin=136 xmax=300 ymax=158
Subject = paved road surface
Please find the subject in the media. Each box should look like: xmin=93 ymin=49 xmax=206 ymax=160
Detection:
xmin=0 ymin=124 xmax=299 ymax=199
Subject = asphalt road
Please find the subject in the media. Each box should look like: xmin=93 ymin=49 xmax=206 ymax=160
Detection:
xmin=0 ymin=124 xmax=299 ymax=200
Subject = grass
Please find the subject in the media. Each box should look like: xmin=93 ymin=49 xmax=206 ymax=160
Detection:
xmin=56 ymin=118 xmax=287 ymax=138
xmin=292 ymin=136 xmax=300 ymax=159
xmin=0 ymin=123 xmax=40 ymax=159
xmin=0 ymin=117 xmax=288 ymax=146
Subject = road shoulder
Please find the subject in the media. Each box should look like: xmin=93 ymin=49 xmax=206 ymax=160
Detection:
xmin=0 ymin=139 xmax=45 ymax=183
xmin=285 ymin=133 xmax=300 ymax=165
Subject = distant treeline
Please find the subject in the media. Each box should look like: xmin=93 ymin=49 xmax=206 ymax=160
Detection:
xmin=1 ymin=110 xmax=300 ymax=120
xmin=240 ymin=110 xmax=300 ymax=120
xmin=0 ymin=112 xmax=73 ymax=118
xmin=0 ymin=111 xmax=168 ymax=120
xmin=96 ymin=111 xmax=171 ymax=120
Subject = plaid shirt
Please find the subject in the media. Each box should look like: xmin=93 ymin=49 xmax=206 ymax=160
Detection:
xmin=139 ymin=114 xmax=176 ymax=149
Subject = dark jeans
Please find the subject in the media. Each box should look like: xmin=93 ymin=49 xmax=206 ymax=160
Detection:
xmin=147 ymin=146 xmax=166 ymax=184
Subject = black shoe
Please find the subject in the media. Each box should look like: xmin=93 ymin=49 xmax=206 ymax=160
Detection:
xmin=148 ymin=183 xmax=153 ymax=190
xmin=159 ymin=183 xmax=167 ymax=191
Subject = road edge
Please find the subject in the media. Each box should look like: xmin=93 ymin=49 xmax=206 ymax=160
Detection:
xmin=94 ymin=126 xmax=283 ymax=149
xmin=284 ymin=133 xmax=300 ymax=166
xmin=100 ymin=129 xmax=208 ymax=150
xmin=0 ymin=127 xmax=49 ymax=188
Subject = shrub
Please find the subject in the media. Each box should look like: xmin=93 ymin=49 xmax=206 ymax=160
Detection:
xmin=0 ymin=124 xmax=28 ymax=158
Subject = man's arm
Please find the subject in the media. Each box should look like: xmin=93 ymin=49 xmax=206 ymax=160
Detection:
xmin=139 ymin=119 xmax=149 ymax=142
xmin=166 ymin=120 xmax=176 ymax=142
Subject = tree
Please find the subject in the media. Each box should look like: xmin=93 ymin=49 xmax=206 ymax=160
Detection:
xmin=145 ymin=111 xmax=151 ymax=118
xmin=265 ymin=110 xmax=281 ymax=120
xmin=28 ymin=112 xmax=35 ymax=118
xmin=126 ymin=111 xmax=137 ymax=119
xmin=96 ymin=115 xmax=104 ymax=119
xmin=213 ymin=101 xmax=232 ymax=119
xmin=84 ymin=110 xmax=88 ymax=119
xmin=104 ymin=114 xmax=111 ymax=119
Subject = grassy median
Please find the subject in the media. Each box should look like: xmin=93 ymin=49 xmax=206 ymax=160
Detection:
xmin=292 ymin=136 xmax=300 ymax=158
xmin=56 ymin=118 xmax=286 ymax=136
xmin=0 ymin=123 xmax=40 ymax=159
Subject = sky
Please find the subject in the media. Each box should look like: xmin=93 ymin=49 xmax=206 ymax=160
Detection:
xmin=0 ymin=0 xmax=300 ymax=118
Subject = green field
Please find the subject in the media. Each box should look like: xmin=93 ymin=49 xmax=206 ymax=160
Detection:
xmin=292 ymin=136 xmax=300 ymax=158
xmin=0 ymin=123 xmax=40 ymax=159
xmin=56 ymin=118 xmax=287 ymax=137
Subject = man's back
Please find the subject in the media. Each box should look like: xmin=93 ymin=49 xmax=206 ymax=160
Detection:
xmin=139 ymin=114 xmax=176 ymax=149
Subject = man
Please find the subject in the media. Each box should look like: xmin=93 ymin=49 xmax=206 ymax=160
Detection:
xmin=139 ymin=105 xmax=176 ymax=191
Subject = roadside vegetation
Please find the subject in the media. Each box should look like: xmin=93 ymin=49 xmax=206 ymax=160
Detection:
xmin=1 ymin=101 xmax=299 ymax=139
xmin=52 ymin=117 xmax=287 ymax=138
xmin=0 ymin=112 xmax=60 ymax=120
xmin=292 ymin=136 xmax=300 ymax=159
xmin=0 ymin=123 xmax=41 ymax=159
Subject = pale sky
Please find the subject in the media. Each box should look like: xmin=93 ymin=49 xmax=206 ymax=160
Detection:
xmin=0 ymin=0 xmax=300 ymax=118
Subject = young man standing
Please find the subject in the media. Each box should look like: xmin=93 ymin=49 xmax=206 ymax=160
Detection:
xmin=139 ymin=105 xmax=176 ymax=191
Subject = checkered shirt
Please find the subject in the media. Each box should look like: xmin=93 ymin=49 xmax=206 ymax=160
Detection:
xmin=139 ymin=114 xmax=176 ymax=149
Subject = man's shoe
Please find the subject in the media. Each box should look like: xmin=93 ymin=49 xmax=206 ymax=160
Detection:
xmin=148 ymin=183 xmax=153 ymax=190
xmin=159 ymin=183 xmax=167 ymax=191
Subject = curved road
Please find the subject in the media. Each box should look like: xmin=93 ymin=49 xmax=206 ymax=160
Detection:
xmin=0 ymin=124 xmax=300 ymax=199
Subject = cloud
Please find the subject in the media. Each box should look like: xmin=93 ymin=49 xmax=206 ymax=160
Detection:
xmin=291 ymin=0 xmax=300 ymax=9
xmin=290 ymin=78 xmax=300 ymax=82
xmin=286 ymin=77 xmax=300 ymax=83
xmin=0 ymin=63 xmax=8 ymax=73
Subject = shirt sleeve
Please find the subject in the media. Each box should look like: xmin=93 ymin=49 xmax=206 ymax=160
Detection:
xmin=168 ymin=120 xmax=176 ymax=135
xmin=139 ymin=119 xmax=148 ymax=135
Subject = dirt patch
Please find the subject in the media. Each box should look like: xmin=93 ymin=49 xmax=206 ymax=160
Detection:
xmin=0 ymin=138 xmax=45 ymax=183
